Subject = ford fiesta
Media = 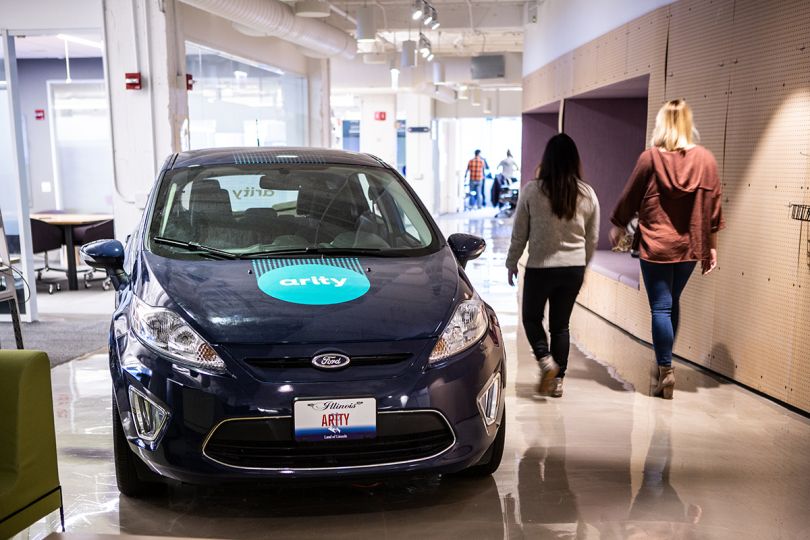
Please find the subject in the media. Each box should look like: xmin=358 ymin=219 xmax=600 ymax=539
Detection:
xmin=81 ymin=147 xmax=506 ymax=497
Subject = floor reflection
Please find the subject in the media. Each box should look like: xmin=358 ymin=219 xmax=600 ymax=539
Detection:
xmin=116 ymin=476 xmax=504 ymax=539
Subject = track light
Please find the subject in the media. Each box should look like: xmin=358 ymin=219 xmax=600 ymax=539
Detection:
xmin=427 ymin=53 xmax=435 ymax=62
xmin=431 ymin=20 xmax=440 ymax=30
xmin=418 ymin=33 xmax=431 ymax=59
xmin=412 ymin=0 xmax=424 ymax=20
xmin=424 ymin=6 xmax=437 ymax=26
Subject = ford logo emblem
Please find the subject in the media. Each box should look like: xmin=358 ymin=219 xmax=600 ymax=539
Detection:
xmin=311 ymin=353 xmax=351 ymax=370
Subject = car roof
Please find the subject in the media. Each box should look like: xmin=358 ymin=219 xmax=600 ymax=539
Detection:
xmin=171 ymin=147 xmax=387 ymax=169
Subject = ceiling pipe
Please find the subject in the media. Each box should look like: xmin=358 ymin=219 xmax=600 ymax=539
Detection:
xmin=180 ymin=0 xmax=357 ymax=59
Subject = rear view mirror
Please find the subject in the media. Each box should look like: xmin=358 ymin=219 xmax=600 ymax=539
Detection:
xmin=447 ymin=233 xmax=486 ymax=269
xmin=80 ymin=239 xmax=129 ymax=289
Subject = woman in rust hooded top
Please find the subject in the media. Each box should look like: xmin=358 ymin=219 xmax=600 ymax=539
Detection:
xmin=610 ymin=99 xmax=724 ymax=400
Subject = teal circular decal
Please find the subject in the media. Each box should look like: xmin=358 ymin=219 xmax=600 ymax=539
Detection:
xmin=257 ymin=262 xmax=370 ymax=305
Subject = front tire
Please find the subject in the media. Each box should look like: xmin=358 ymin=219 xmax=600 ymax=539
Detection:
xmin=112 ymin=394 xmax=165 ymax=498
xmin=458 ymin=410 xmax=505 ymax=477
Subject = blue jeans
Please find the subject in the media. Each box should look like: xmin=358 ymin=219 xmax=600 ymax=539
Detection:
xmin=469 ymin=180 xmax=483 ymax=209
xmin=640 ymin=260 xmax=696 ymax=367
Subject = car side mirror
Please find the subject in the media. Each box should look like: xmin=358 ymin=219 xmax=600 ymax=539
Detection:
xmin=447 ymin=233 xmax=486 ymax=269
xmin=80 ymin=239 xmax=129 ymax=289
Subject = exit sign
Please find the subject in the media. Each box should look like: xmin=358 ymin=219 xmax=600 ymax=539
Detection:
xmin=374 ymin=111 xmax=387 ymax=121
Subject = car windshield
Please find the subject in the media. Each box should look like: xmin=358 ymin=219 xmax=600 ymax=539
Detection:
xmin=145 ymin=163 xmax=437 ymax=259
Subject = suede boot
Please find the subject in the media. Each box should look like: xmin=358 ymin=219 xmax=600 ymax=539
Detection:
xmin=653 ymin=365 xmax=675 ymax=400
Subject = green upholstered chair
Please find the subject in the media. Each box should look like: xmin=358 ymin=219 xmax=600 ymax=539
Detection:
xmin=0 ymin=350 xmax=64 ymax=538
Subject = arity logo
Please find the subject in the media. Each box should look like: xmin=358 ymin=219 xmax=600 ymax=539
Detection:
xmin=251 ymin=258 xmax=370 ymax=305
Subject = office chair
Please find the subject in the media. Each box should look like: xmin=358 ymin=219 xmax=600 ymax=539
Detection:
xmin=30 ymin=218 xmax=65 ymax=294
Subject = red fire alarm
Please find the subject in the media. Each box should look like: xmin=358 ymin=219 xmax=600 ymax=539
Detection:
xmin=374 ymin=111 xmax=387 ymax=121
xmin=34 ymin=109 xmax=45 ymax=120
xmin=186 ymin=73 xmax=194 ymax=91
xmin=125 ymin=72 xmax=142 ymax=90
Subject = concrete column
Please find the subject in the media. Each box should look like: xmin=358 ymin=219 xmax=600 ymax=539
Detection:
xmin=307 ymin=58 xmax=331 ymax=148
xmin=400 ymin=93 xmax=436 ymax=214
xmin=359 ymin=94 xmax=397 ymax=165
xmin=102 ymin=0 xmax=188 ymax=238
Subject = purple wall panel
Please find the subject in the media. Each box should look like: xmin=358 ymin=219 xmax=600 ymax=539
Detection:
xmin=563 ymin=98 xmax=647 ymax=249
xmin=521 ymin=113 xmax=558 ymax=187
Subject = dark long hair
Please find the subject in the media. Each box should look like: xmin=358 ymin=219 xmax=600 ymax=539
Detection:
xmin=537 ymin=133 xmax=584 ymax=220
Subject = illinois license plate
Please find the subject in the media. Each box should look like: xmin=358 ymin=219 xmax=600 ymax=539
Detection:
xmin=293 ymin=397 xmax=377 ymax=442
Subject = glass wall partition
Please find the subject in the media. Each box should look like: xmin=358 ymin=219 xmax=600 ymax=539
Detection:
xmin=186 ymin=43 xmax=307 ymax=149
xmin=48 ymin=80 xmax=114 ymax=212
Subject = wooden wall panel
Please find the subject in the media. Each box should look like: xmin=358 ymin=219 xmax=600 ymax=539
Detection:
xmin=522 ymin=0 xmax=810 ymax=412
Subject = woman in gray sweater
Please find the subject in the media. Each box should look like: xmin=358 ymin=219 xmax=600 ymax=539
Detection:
xmin=506 ymin=134 xmax=600 ymax=397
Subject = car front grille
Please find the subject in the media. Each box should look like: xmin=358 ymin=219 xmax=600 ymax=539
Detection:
xmin=242 ymin=353 xmax=411 ymax=370
xmin=202 ymin=410 xmax=455 ymax=470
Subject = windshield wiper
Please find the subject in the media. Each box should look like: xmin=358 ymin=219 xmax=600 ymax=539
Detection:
xmin=239 ymin=247 xmax=385 ymax=259
xmin=151 ymin=236 xmax=239 ymax=260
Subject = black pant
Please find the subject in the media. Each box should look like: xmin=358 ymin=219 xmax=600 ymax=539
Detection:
xmin=522 ymin=266 xmax=586 ymax=378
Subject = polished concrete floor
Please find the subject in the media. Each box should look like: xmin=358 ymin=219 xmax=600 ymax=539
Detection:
xmin=26 ymin=210 xmax=810 ymax=539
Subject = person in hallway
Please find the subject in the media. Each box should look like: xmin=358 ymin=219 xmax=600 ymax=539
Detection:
xmin=610 ymin=98 xmax=724 ymax=400
xmin=464 ymin=149 xmax=488 ymax=209
xmin=498 ymin=150 xmax=519 ymax=183
xmin=506 ymin=134 xmax=600 ymax=397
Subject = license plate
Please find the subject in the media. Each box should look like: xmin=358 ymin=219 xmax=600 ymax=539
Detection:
xmin=293 ymin=397 xmax=376 ymax=442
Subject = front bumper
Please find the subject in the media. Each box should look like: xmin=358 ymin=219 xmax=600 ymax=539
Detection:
xmin=109 ymin=312 xmax=506 ymax=483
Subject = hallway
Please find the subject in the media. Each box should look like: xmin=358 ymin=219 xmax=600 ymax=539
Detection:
xmin=35 ymin=212 xmax=810 ymax=539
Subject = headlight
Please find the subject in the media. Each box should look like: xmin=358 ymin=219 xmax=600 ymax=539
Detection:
xmin=130 ymin=296 xmax=228 ymax=374
xmin=429 ymin=299 xmax=489 ymax=363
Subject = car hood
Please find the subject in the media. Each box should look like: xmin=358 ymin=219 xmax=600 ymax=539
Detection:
xmin=137 ymin=250 xmax=461 ymax=344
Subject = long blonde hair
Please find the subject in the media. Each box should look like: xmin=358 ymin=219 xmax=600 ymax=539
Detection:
xmin=651 ymin=99 xmax=700 ymax=151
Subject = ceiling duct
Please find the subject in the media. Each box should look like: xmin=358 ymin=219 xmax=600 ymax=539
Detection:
xmin=180 ymin=0 xmax=356 ymax=59
xmin=431 ymin=84 xmax=455 ymax=104
xmin=470 ymin=86 xmax=482 ymax=106
xmin=363 ymin=53 xmax=389 ymax=64
xmin=295 ymin=0 xmax=330 ymax=17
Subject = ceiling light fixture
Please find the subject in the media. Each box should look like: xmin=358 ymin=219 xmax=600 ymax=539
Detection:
xmin=355 ymin=6 xmax=378 ymax=43
xmin=401 ymin=40 xmax=417 ymax=68
xmin=418 ymin=33 xmax=431 ymax=58
xmin=431 ymin=20 xmax=440 ymax=30
xmin=56 ymin=33 xmax=103 ymax=49
xmin=411 ymin=0 xmax=424 ymax=20
xmin=389 ymin=58 xmax=400 ymax=89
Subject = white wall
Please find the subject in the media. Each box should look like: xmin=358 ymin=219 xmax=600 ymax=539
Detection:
xmin=358 ymin=94 xmax=397 ymax=165
xmin=522 ymin=0 xmax=675 ymax=75
xmin=400 ymin=93 xmax=435 ymax=214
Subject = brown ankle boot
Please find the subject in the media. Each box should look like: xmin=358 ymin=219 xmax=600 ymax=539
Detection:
xmin=653 ymin=366 xmax=675 ymax=399
xmin=550 ymin=377 xmax=564 ymax=398
xmin=538 ymin=356 xmax=560 ymax=395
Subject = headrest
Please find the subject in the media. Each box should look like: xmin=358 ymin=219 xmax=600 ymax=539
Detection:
xmin=189 ymin=179 xmax=233 ymax=224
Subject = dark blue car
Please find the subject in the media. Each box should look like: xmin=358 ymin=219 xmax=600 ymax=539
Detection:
xmin=82 ymin=147 xmax=506 ymax=497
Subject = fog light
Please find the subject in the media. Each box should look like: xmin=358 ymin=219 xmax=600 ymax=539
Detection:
xmin=128 ymin=386 xmax=169 ymax=442
xmin=477 ymin=373 xmax=501 ymax=426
